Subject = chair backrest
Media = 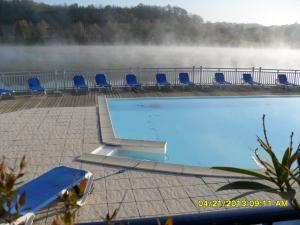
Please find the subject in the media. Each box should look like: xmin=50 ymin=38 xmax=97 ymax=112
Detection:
xmin=126 ymin=74 xmax=138 ymax=84
xmin=28 ymin=77 xmax=41 ymax=89
xmin=179 ymin=73 xmax=190 ymax=83
xmin=73 ymin=75 xmax=86 ymax=85
xmin=278 ymin=74 xmax=288 ymax=83
xmin=215 ymin=73 xmax=225 ymax=82
xmin=243 ymin=73 xmax=253 ymax=82
xmin=156 ymin=73 xmax=168 ymax=83
xmin=95 ymin=74 xmax=108 ymax=85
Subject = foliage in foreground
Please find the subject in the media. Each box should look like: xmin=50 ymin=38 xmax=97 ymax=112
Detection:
xmin=52 ymin=179 xmax=87 ymax=225
xmin=0 ymin=156 xmax=173 ymax=225
xmin=0 ymin=156 xmax=27 ymax=224
xmin=212 ymin=114 xmax=300 ymax=211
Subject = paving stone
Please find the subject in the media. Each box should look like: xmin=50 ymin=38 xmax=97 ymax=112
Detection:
xmin=130 ymin=177 xmax=158 ymax=189
xmin=106 ymin=178 xmax=131 ymax=190
xmin=136 ymin=201 xmax=169 ymax=216
xmin=108 ymin=202 xmax=140 ymax=219
xmin=184 ymin=184 xmax=215 ymax=197
xmin=78 ymin=204 xmax=108 ymax=221
xmin=202 ymin=177 xmax=229 ymax=184
xmin=208 ymin=182 xmax=240 ymax=195
xmin=165 ymin=198 xmax=198 ymax=214
xmin=88 ymin=191 xmax=107 ymax=204
xmin=133 ymin=188 xmax=163 ymax=201
xmin=153 ymin=175 xmax=182 ymax=187
xmin=177 ymin=176 xmax=205 ymax=185
xmin=106 ymin=189 xmax=135 ymax=203
xmin=159 ymin=186 xmax=188 ymax=199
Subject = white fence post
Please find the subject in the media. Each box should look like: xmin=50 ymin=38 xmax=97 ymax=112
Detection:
xmin=235 ymin=68 xmax=238 ymax=84
xmin=63 ymin=69 xmax=66 ymax=90
xmin=192 ymin=66 xmax=195 ymax=83
xmin=258 ymin=67 xmax=262 ymax=84
xmin=200 ymin=66 xmax=203 ymax=85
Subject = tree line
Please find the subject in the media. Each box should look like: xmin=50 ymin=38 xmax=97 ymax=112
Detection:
xmin=1 ymin=0 xmax=300 ymax=47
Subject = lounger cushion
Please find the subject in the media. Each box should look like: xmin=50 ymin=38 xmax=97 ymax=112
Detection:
xmin=28 ymin=77 xmax=44 ymax=92
xmin=0 ymin=88 xmax=13 ymax=94
xmin=14 ymin=166 xmax=86 ymax=215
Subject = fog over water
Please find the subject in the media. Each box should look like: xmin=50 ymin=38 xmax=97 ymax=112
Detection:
xmin=1 ymin=45 xmax=300 ymax=72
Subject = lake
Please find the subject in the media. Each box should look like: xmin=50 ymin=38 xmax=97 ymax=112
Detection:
xmin=0 ymin=45 xmax=300 ymax=71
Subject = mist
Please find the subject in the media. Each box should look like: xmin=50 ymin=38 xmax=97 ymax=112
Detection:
xmin=1 ymin=45 xmax=300 ymax=72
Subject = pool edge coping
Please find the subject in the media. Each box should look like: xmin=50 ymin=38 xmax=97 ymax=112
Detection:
xmin=78 ymin=153 xmax=258 ymax=178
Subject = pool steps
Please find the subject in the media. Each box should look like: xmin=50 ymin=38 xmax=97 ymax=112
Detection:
xmin=97 ymin=96 xmax=167 ymax=154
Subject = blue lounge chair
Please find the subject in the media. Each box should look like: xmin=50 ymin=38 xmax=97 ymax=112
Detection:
xmin=95 ymin=74 xmax=112 ymax=89
xmin=215 ymin=73 xmax=232 ymax=85
xmin=242 ymin=73 xmax=260 ymax=85
xmin=73 ymin=75 xmax=88 ymax=91
xmin=126 ymin=74 xmax=142 ymax=88
xmin=277 ymin=74 xmax=296 ymax=86
xmin=179 ymin=72 xmax=194 ymax=85
xmin=0 ymin=88 xmax=14 ymax=96
xmin=9 ymin=166 xmax=93 ymax=225
xmin=28 ymin=77 xmax=45 ymax=94
xmin=156 ymin=73 xmax=171 ymax=87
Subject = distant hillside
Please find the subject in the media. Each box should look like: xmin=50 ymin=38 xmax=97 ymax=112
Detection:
xmin=0 ymin=0 xmax=300 ymax=47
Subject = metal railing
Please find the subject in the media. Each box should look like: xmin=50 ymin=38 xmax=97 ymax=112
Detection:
xmin=1 ymin=67 xmax=300 ymax=93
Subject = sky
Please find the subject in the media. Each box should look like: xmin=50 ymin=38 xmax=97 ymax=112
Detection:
xmin=34 ymin=0 xmax=300 ymax=26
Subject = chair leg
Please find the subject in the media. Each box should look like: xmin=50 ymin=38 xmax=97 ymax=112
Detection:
xmin=77 ymin=171 xmax=94 ymax=206
xmin=13 ymin=213 xmax=35 ymax=225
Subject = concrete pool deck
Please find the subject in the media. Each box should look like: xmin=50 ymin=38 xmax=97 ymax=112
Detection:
xmin=0 ymin=87 xmax=299 ymax=224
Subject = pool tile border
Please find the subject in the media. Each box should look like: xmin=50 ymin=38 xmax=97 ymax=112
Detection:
xmin=78 ymin=153 xmax=255 ymax=178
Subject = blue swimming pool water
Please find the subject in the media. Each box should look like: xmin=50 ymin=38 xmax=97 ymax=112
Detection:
xmin=107 ymin=96 xmax=300 ymax=168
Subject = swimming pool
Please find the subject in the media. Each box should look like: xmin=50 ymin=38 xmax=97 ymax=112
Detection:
xmin=107 ymin=96 xmax=300 ymax=168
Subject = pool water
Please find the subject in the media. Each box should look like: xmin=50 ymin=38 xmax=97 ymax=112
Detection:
xmin=107 ymin=96 xmax=300 ymax=168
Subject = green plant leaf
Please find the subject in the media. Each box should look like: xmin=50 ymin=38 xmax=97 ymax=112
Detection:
xmin=211 ymin=167 xmax=273 ymax=181
xmin=216 ymin=181 xmax=274 ymax=192
xmin=291 ymin=147 xmax=300 ymax=163
xmin=278 ymin=169 xmax=289 ymax=187
xmin=19 ymin=156 xmax=27 ymax=171
xmin=18 ymin=192 xmax=26 ymax=207
xmin=229 ymin=190 xmax=263 ymax=200
xmin=282 ymin=147 xmax=291 ymax=168
xmin=257 ymin=136 xmax=274 ymax=157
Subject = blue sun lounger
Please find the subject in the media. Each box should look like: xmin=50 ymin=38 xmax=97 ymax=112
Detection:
xmin=156 ymin=73 xmax=170 ymax=87
xmin=28 ymin=77 xmax=45 ymax=94
xmin=242 ymin=73 xmax=260 ymax=85
xmin=215 ymin=72 xmax=232 ymax=85
xmin=277 ymin=74 xmax=296 ymax=86
xmin=73 ymin=75 xmax=88 ymax=91
xmin=9 ymin=166 xmax=93 ymax=225
xmin=0 ymin=88 xmax=14 ymax=96
xmin=95 ymin=74 xmax=112 ymax=89
xmin=179 ymin=72 xmax=194 ymax=85
xmin=126 ymin=74 xmax=142 ymax=89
